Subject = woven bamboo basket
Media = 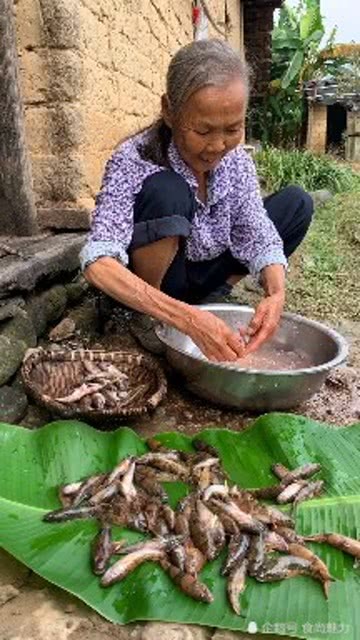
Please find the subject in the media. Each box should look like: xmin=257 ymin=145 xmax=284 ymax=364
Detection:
xmin=21 ymin=348 xmax=167 ymax=422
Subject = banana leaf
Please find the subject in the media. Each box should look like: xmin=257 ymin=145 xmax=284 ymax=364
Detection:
xmin=0 ymin=415 xmax=359 ymax=640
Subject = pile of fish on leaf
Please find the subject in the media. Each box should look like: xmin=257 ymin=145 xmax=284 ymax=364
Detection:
xmin=44 ymin=439 xmax=360 ymax=615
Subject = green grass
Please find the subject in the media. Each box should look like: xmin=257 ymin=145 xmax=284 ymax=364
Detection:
xmin=255 ymin=147 xmax=360 ymax=194
xmin=285 ymin=192 xmax=360 ymax=321
xmin=233 ymin=191 xmax=360 ymax=323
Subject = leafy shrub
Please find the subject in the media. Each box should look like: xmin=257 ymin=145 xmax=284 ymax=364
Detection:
xmin=255 ymin=147 xmax=360 ymax=193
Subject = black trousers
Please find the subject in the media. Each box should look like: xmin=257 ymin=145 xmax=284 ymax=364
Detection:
xmin=128 ymin=170 xmax=313 ymax=303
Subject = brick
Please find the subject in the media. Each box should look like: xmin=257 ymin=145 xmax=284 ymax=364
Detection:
xmin=19 ymin=49 xmax=83 ymax=104
xmin=15 ymin=0 xmax=43 ymax=50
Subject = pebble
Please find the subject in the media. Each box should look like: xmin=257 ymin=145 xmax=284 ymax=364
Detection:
xmin=141 ymin=622 xmax=211 ymax=640
xmin=0 ymin=584 xmax=20 ymax=606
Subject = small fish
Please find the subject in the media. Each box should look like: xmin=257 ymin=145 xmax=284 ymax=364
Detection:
xmin=256 ymin=505 xmax=294 ymax=528
xmin=293 ymin=480 xmax=324 ymax=506
xmin=264 ymin=531 xmax=289 ymax=553
xmin=169 ymin=543 xmax=187 ymax=572
xmin=159 ymin=557 xmax=213 ymax=603
xmin=248 ymin=484 xmax=285 ymax=500
xmin=162 ymin=504 xmax=176 ymax=531
xmin=227 ymin=558 xmax=248 ymax=616
xmin=247 ymin=533 xmax=265 ymax=577
xmin=192 ymin=457 xmax=220 ymax=472
xmin=58 ymin=481 xmax=83 ymax=507
xmin=282 ymin=463 xmax=322 ymax=484
xmin=202 ymin=484 xmax=229 ymax=502
xmin=209 ymin=499 xmax=264 ymax=534
xmin=190 ymin=500 xmax=225 ymax=561
xmin=119 ymin=460 xmax=137 ymax=501
xmin=277 ymin=481 xmax=307 ymax=504
xmin=303 ymin=533 xmax=360 ymax=560
xmin=43 ymin=505 xmax=98 ymax=523
xmin=60 ymin=481 xmax=82 ymax=497
xmin=222 ymin=533 xmax=251 ymax=576
xmin=174 ymin=494 xmax=194 ymax=537
xmin=255 ymin=555 xmax=312 ymax=582
xmin=92 ymin=525 xmax=113 ymax=575
xmin=193 ymin=465 xmax=212 ymax=490
xmin=273 ymin=526 xmax=306 ymax=544
xmin=91 ymin=392 xmax=106 ymax=410
xmin=184 ymin=541 xmax=206 ymax=576
xmin=145 ymin=439 xmax=188 ymax=460
xmin=56 ymin=382 xmax=105 ymax=403
xmin=89 ymin=481 xmax=120 ymax=505
xmin=101 ymin=545 xmax=165 ymax=586
xmin=107 ymin=457 xmax=132 ymax=484
xmin=114 ymin=535 xmax=185 ymax=556
xmin=138 ymin=454 xmax=189 ymax=480
xmin=271 ymin=463 xmax=290 ymax=479
xmin=71 ymin=474 xmax=106 ymax=507
xmin=287 ymin=542 xmax=334 ymax=598
xmin=134 ymin=467 xmax=168 ymax=502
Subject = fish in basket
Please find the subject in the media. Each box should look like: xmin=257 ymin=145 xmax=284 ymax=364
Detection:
xmin=21 ymin=348 xmax=167 ymax=421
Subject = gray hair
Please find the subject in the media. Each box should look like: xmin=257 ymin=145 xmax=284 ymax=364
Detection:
xmin=139 ymin=39 xmax=250 ymax=166
xmin=166 ymin=39 xmax=250 ymax=117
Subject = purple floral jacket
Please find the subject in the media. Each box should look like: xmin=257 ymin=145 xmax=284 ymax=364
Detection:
xmin=80 ymin=131 xmax=287 ymax=276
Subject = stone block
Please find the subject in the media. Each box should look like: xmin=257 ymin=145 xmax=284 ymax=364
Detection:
xmin=1 ymin=309 xmax=37 ymax=348
xmin=39 ymin=0 xmax=81 ymax=49
xmin=37 ymin=205 xmax=91 ymax=230
xmin=15 ymin=0 xmax=43 ymax=50
xmin=32 ymin=153 xmax=85 ymax=202
xmin=19 ymin=50 xmax=83 ymax=104
xmin=24 ymin=104 xmax=84 ymax=155
xmin=0 ymin=336 xmax=27 ymax=385
xmin=0 ymin=385 xmax=28 ymax=424
xmin=42 ymin=285 xmax=68 ymax=324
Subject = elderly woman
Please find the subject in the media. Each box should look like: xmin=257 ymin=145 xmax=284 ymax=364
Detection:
xmin=81 ymin=39 xmax=313 ymax=362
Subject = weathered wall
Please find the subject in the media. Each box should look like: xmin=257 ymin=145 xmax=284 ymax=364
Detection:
xmin=15 ymin=0 xmax=244 ymax=227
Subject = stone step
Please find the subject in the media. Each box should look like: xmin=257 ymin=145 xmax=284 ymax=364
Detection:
xmin=0 ymin=233 xmax=86 ymax=298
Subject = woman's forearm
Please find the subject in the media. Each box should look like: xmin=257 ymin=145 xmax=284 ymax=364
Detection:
xmin=84 ymin=257 xmax=193 ymax=333
xmin=261 ymin=264 xmax=286 ymax=299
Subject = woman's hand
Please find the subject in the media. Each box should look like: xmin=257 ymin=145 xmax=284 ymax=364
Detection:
xmin=186 ymin=308 xmax=246 ymax=362
xmin=243 ymin=292 xmax=285 ymax=355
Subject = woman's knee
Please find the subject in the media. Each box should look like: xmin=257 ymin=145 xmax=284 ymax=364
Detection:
xmin=135 ymin=170 xmax=195 ymax=221
xmin=282 ymin=185 xmax=314 ymax=226
xmin=131 ymin=171 xmax=195 ymax=251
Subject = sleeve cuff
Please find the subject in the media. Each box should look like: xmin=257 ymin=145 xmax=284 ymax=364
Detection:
xmin=250 ymin=250 xmax=288 ymax=277
xmin=79 ymin=240 xmax=129 ymax=270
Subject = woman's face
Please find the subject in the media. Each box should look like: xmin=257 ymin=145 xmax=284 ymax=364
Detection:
xmin=163 ymin=78 xmax=247 ymax=176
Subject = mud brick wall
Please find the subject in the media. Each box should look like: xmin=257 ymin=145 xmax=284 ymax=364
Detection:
xmin=14 ymin=0 xmax=244 ymax=227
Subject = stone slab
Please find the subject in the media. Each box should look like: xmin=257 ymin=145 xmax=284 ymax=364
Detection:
xmin=37 ymin=207 xmax=91 ymax=230
xmin=0 ymin=233 xmax=86 ymax=298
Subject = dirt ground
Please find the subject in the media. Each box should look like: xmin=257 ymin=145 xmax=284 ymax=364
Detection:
xmin=1 ymin=293 xmax=360 ymax=640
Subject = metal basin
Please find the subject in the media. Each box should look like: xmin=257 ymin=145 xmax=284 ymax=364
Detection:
xmin=156 ymin=304 xmax=348 ymax=411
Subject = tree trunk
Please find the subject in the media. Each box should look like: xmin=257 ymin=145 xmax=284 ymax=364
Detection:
xmin=0 ymin=0 xmax=38 ymax=235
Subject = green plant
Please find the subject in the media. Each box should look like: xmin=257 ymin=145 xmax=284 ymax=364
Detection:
xmin=255 ymin=147 xmax=360 ymax=193
xmin=249 ymin=0 xmax=330 ymax=146
xmin=0 ymin=417 xmax=359 ymax=638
